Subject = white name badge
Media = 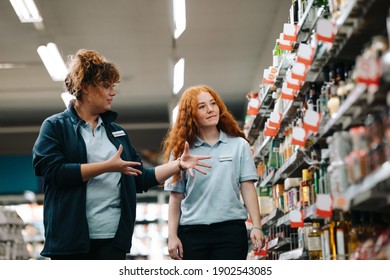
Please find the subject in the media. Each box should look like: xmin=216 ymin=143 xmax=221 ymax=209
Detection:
xmin=112 ymin=130 xmax=126 ymax=137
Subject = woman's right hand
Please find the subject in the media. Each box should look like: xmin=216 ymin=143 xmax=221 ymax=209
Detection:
xmin=107 ymin=144 xmax=142 ymax=176
xmin=168 ymin=236 xmax=183 ymax=260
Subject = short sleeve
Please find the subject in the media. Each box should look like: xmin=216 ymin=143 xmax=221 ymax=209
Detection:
xmin=239 ymin=141 xmax=258 ymax=183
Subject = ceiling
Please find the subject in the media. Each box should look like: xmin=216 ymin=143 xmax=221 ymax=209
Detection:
xmin=0 ymin=0 xmax=291 ymax=163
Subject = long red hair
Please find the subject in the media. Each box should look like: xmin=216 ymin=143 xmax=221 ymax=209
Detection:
xmin=162 ymin=85 xmax=247 ymax=182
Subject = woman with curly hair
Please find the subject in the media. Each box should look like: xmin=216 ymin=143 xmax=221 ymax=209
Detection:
xmin=163 ymin=84 xmax=264 ymax=260
xmin=32 ymin=49 xmax=210 ymax=260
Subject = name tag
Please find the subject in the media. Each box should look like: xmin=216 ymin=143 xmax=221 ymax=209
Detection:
xmin=112 ymin=130 xmax=126 ymax=137
xmin=219 ymin=155 xmax=232 ymax=162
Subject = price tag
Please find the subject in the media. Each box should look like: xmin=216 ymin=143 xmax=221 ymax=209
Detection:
xmin=303 ymin=109 xmax=321 ymax=132
xmin=332 ymin=193 xmax=350 ymax=212
xmin=289 ymin=209 xmax=304 ymax=228
xmin=268 ymin=112 xmax=282 ymax=128
xmin=264 ymin=122 xmax=278 ymax=137
xmin=291 ymin=62 xmax=308 ymax=81
xmin=315 ymin=194 xmax=333 ymax=218
xmin=247 ymin=98 xmax=260 ymax=116
xmin=281 ymin=82 xmax=295 ymax=100
xmin=283 ymin=23 xmax=298 ymax=42
xmin=291 ymin=127 xmax=306 ymax=147
xmin=279 ymin=33 xmax=293 ymax=51
xmin=297 ymin=43 xmax=315 ymax=66
xmin=355 ymin=55 xmax=380 ymax=86
xmin=254 ymin=242 xmax=268 ymax=257
xmin=316 ymin=18 xmax=335 ymax=43
xmin=286 ymin=72 xmax=301 ymax=90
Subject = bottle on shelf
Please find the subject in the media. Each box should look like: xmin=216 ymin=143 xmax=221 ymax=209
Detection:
xmin=299 ymin=169 xmax=311 ymax=208
xmin=298 ymin=222 xmax=312 ymax=251
xmin=308 ymin=222 xmax=323 ymax=260
xmin=335 ymin=210 xmax=349 ymax=260
xmin=273 ymin=39 xmax=281 ymax=68
xmin=327 ymin=81 xmax=340 ymax=118
xmin=348 ymin=211 xmax=365 ymax=258
xmin=321 ymin=217 xmax=336 ymax=260
xmin=290 ymin=0 xmax=299 ymax=24
xmin=318 ymin=148 xmax=330 ymax=194
xmin=308 ymin=149 xmax=320 ymax=203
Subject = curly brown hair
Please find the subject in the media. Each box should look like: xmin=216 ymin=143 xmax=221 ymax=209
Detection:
xmin=64 ymin=49 xmax=120 ymax=99
xmin=162 ymin=85 xmax=247 ymax=183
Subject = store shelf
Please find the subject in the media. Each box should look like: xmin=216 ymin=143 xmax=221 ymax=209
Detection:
xmin=247 ymin=0 xmax=390 ymax=260
xmin=273 ymin=149 xmax=309 ymax=184
xmin=276 ymin=213 xmax=291 ymax=227
xmin=0 ymin=194 xmax=44 ymax=206
xmin=297 ymin=0 xmax=325 ymax=42
xmin=261 ymin=208 xmax=285 ymax=229
xmin=267 ymin=237 xmax=291 ymax=251
xmin=320 ymin=83 xmax=367 ymax=137
xmin=341 ymin=161 xmax=390 ymax=213
xmin=258 ymin=169 xmax=275 ymax=187
xmin=279 ymin=247 xmax=306 ymax=260
xmin=253 ymin=136 xmax=271 ymax=161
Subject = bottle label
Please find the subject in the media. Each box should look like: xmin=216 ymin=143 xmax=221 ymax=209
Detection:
xmin=308 ymin=236 xmax=321 ymax=251
xmin=336 ymin=229 xmax=346 ymax=260
xmin=321 ymin=230 xmax=331 ymax=260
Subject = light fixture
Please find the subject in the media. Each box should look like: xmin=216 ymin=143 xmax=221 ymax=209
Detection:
xmin=37 ymin=43 xmax=68 ymax=82
xmin=173 ymin=58 xmax=185 ymax=95
xmin=61 ymin=92 xmax=75 ymax=108
xmin=173 ymin=0 xmax=186 ymax=39
xmin=171 ymin=104 xmax=179 ymax=124
xmin=9 ymin=0 xmax=42 ymax=23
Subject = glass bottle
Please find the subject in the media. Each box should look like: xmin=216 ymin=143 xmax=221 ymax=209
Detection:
xmin=335 ymin=210 xmax=349 ymax=260
xmin=327 ymin=85 xmax=340 ymax=117
xmin=299 ymin=169 xmax=311 ymax=208
xmin=308 ymin=150 xmax=320 ymax=204
xmin=348 ymin=211 xmax=364 ymax=258
xmin=308 ymin=222 xmax=323 ymax=260
xmin=321 ymin=218 xmax=336 ymax=260
xmin=273 ymin=40 xmax=281 ymax=68
xmin=319 ymin=149 xmax=330 ymax=194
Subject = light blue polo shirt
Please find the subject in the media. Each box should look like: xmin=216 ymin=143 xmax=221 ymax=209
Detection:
xmin=80 ymin=116 xmax=121 ymax=239
xmin=164 ymin=131 xmax=258 ymax=225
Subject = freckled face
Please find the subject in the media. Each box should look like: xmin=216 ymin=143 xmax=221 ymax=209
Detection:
xmin=195 ymin=91 xmax=220 ymax=129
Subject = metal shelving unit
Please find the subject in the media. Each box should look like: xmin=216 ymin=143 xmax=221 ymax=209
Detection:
xmin=249 ymin=0 xmax=390 ymax=260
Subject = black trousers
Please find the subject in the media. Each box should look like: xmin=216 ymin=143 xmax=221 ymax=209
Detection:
xmin=50 ymin=238 xmax=126 ymax=260
xmin=178 ymin=219 xmax=249 ymax=260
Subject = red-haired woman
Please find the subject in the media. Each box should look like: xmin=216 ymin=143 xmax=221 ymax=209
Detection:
xmin=32 ymin=50 xmax=211 ymax=260
xmin=163 ymin=85 xmax=264 ymax=260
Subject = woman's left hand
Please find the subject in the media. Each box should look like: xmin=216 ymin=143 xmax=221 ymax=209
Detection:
xmin=179 ymin=141 xmax=212 ymax=177
xmin=250 ymin=227 xmax=265 ymax=253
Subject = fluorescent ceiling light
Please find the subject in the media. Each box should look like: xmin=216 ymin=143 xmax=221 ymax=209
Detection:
xmin=61 ymin=92 xmax=75 ymax=108
xmin=9 ymin=0 xmax=42 ymax=23
xmin=173 ymin=58 xmax=185 ymax=95
xmin=173 ymin=0 xmax=186 ymax=39
xmin=171 ymin=105 xmax=179 ymax=124
xmin=0 ymin=63 xmax=22 ymax=69
xmin=37 ymin=43 xmax=68 ymax=82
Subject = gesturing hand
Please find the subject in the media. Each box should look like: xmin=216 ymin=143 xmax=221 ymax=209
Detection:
xmin=108 ymin=144 xmax=142 ymax=176
xmin=179 ymin=141 xmax=212 ymax=177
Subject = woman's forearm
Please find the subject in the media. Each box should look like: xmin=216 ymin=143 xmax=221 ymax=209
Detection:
xmin=241 ymin=181 xmax=262 ymax=228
